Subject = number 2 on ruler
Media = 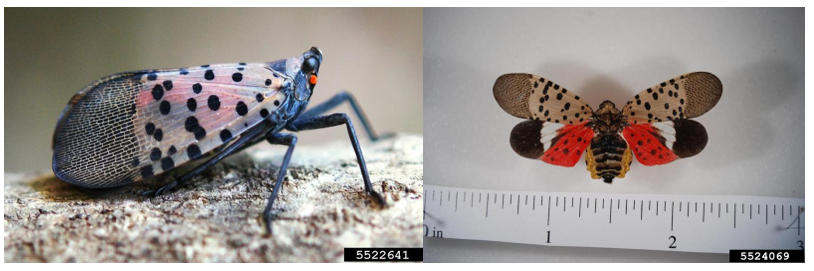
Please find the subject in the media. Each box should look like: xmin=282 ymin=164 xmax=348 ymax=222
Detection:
xmin=668 ymin=236 xmax=677 ymax=249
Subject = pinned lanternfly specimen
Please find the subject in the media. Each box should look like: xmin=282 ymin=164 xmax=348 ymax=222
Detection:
xmin=52 ymin=47 xmax=388 ymax=233
xmin=493 ymin=72 xmax=722 ymax=183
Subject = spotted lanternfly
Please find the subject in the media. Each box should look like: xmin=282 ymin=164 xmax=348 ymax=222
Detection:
xmin=493 ymin=72 xmax=722 ymax=183
xmin=52 ymin=47 xmax=387 ymax=233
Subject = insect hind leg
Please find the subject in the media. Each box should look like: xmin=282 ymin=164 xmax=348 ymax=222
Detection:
xmin=285 ymin=113 xmax=385 ymax=206
xmin=298 ymin=91 xmax=392 ymax=141
xmin=263 ymin=132 xmax=297 ymax=235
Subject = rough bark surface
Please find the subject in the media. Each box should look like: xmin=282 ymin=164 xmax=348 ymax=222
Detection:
xmin=4 ymin=134 xmax=423 ymax=262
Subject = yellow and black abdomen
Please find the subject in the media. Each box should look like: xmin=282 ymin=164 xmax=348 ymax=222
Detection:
xmin=585 ymin=133 xmax=632 ymax=183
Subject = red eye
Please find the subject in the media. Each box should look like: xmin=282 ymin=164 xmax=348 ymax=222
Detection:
xmin=309 ymin=75 xmax=318 ymax=85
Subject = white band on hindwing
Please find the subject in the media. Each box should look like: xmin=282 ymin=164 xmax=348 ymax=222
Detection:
xmin=652 ymin=122 xmax=676 ymax=150
xmin=540 ymin=122 xmax=565 ymax=151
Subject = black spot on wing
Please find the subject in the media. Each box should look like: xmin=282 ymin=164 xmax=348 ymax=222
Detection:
xmin=208 ymin=95 xmax=221 ymax=111
xmin=160 ymin=157 xmax=175 ymax=171
xmin=187 ymin=98 xmax=197 ymax=111
xmin=236 ymin=101 xmax=248 ymax=116
xmin=184 ymin=116 xmax=206 ymax=140
xmin=145 ymin=123 xmax=155 ymax=135
xmin=187 ymin=144 xmax=202 ymax=160
xmin=153 ymin=129 xmax=163 ymax=141
xmin=152 ymin=84 xmax=164 ymax=101
xmin=159 ymin=100 xmax=171 ymax=115
xmin=194 ymin=128 xmax=206 ymax=140
xmin=150 ymin=148 xmax=161 ymax=161
xmin=220 ymin=129 xmax=233 ymax=143
xmin=162 ymin=80 xmax=173 ymax=90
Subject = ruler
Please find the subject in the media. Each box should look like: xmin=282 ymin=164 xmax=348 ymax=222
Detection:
xmin=423 ymin=185 xmax=805 ymax=254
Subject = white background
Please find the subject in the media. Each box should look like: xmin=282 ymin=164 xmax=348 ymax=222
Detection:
xmin=424 ymin=7 xmax=804 ymax=262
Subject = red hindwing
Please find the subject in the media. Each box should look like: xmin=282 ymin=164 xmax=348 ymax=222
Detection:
xmin=622 ymin=123 xmax=678 ymax=166
xmin=541 ymin=121 xmax=594 ymax=167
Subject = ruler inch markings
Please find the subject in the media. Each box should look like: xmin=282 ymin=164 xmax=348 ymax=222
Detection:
xmin=579 ymin=197 xmax=582 ymax=217
xmin=547 ymin=196 xmax=552 ymax=226
xmin=640 ymin=200 xmax=644 ymax=220
xmin=425 ymin=186 xmax=805 ymax=254
xmin=798 ymin=205 xmax=801 ymax=236
xmin=671 ymin=201 xmax=675 ymax=231
xmin=486 ymin=193 xmax=489 ymax=218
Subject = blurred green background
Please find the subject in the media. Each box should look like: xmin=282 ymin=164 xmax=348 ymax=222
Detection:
xmin=5 ymin=8 xmax=423 ymax=172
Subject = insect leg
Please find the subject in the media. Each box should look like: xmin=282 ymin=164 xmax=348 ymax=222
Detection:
xmin=285 ymin=113 xmax=385 ymax=205
xmin=298 ymin=91 xmax=391 ymax=141
xmin=142 ymin=124 xmax=269 ymax=197
xmin=262 ymin=132 xmax=297 ymax=235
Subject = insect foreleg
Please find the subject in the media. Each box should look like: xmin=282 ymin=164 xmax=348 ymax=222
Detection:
xmin=298 ymin=91 xmax=391 ymax=141
xmin=285 ymin=113 xmax=385 ymax=206
xmin=142 ymin=124 xmax=269 ymax=197
xmin=262 ymin=132 xmax=297 ymax=235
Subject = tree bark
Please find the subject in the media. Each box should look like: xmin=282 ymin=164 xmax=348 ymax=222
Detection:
xmin=4 ymin=134 xmax=423 ymax=262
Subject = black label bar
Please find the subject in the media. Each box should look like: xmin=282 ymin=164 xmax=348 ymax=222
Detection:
xmin=344 ymin=247 xmax=422 ymax=262
xmin=729 ymin=250 xmax=804 ymax=262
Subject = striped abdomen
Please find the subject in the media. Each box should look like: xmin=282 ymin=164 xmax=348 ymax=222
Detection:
xmin=585 ymin=133 xmax=632 ymax=183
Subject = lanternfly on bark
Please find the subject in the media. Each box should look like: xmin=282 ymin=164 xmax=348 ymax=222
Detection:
xmin=52 ymin=47 xmax=389 ymax=234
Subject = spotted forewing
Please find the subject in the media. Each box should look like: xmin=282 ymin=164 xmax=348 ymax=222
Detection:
xmin=53 ymin=62 xmax=289 ymax=187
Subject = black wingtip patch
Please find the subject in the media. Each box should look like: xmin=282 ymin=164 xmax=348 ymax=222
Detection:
xmin=672 ymin=119 xmax=708 ymax=158
xmin=510 ymin=120 xmax=546 ymax=159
